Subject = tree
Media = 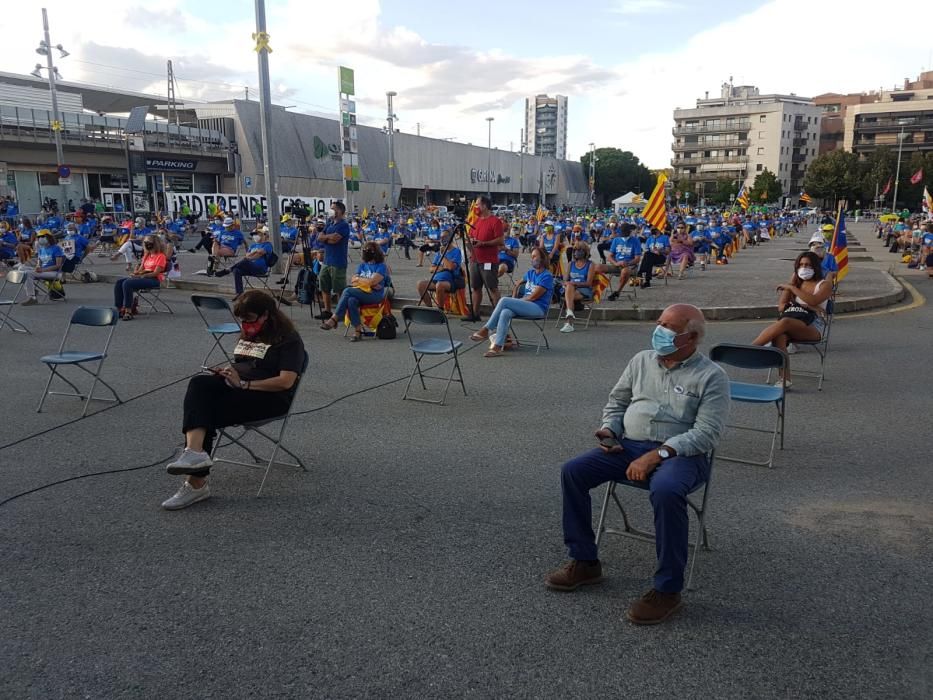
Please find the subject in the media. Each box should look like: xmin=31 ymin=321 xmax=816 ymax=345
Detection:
xmin=750 ymin=168 xmax=782 ymax=203
xmin=859 ymin=147 xmax=895 ymax=204
xmin=581 ymin=148 xmax=654 ymax=206
xmin=803 ymin=150 xmax=862 ymax=205
xmin=709 ymin=178 xmax=739 ymax=205
xmin=896 ymin=151 xmax=933 ymax=211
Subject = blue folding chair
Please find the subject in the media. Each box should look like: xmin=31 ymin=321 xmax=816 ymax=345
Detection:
xmin=711 ymin=343 xmax=787 ymax=468
xmin=210 ymin=352 xmax=309 ymax=496
xmin=401 ymin=305 xmax=467 ymax=405
xmin=36 ymin=306 xmax=121 ymax=417
xmin=595 ymin=451 xmax=716 ymax=591
xmin=0 ymin=270 xmax=32 ymax=334
xmin=191 ymin=295 xmax=241 ymax=367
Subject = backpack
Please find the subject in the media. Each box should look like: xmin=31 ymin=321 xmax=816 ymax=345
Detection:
xmin=376 ymin=313 xmax=398 ymax=339
xmin=295 ymin=267 xmax=317 ymax=305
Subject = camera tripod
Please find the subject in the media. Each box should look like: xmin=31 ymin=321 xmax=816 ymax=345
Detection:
xmin=274 ymin=224 xmax=319 ymax=321
xmin=416 ymin=218 xmax=488 ymax=321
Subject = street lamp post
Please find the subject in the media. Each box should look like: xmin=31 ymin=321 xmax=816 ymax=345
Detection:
xmin=891 ymin=122 xmax=909 ymax=213
xmin=536 ymin=127 xmax=547 ymax=207
xmin=386 ymin=91 xmax=397 ymax=209
xmin=34 ymin=7 xmax=68 ymax=172
xmin=588 ymin=142 xmax=596 ymax=207
xmin=253 ymin=0 xmax=282 ymax=266
xmin=485 ymin=116 xmax=494 ymax=199
xmin=519 ymin=128 xmax=525 ymax=205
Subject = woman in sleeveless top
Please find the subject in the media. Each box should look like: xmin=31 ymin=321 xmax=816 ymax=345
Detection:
xmin=560 ymin=242 xmax=596 ymax=333
xmin=751 ymin=251 xmax=834 ymax=387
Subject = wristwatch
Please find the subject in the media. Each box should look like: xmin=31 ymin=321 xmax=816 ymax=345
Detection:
xmin=239 ymin=380 xmax=249 ymax=390
xmin=657 ymin=447 xmax=674 ymax=460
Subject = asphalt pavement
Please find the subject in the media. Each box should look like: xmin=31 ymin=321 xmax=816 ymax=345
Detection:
xmin=1 ymin=230 xmax=931 ymax=698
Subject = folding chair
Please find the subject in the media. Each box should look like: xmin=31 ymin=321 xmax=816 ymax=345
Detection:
xmin=787 ymin=298 xmax=834 ymax=391
xmin=507 ymin=283 xmax=550 ymax=353
xmin=136 ymin=279 xmax=174 ymax=315
xmin=401 ymin=305 xmax=467 ymax=405
xmin=595 ymin=452 xmax=715 ymax=591
xmin=710 ymin=343 xmax=787 ymax=468
xmin=210 ymin=352 xmax=309 ymax=496
xmin=243 ymin=252 xmax=279 ymax=293
xmin=36 ymin=306 xmax=121 ymax=417
xmin=343 ymin=295 xmax=391 ymax=337
xmin=0 ymin=270 xmax=32 ymax=334
xmin=191 ymin=295 xmax=241 ymax=367
xmin=554 ymin=273 xmax=610 ymax=330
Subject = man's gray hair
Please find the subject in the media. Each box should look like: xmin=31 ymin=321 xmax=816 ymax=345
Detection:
xmin=686 ymin=315 xmax=706 ymax=341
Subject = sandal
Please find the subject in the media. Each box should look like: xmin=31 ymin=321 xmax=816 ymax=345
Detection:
xmin=484 ymin=347 xmax=505 ymax=358
xmin=349 ymin=331 xmax=363 ymax=342
xmin=319 ymin=318 xmax=338 ymax=330
xmin=121 ymin=312 xmax=133 ymax=321
xmin=470 ymin=330 xmax=490 ymax=342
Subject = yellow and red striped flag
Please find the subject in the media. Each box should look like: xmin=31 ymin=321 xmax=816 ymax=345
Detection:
xmin=736 ymin=185 xmax=750 ymax=210
xmin=643 ymin=173 xmax=668 ymax=231
xmin=829 ymin=205 xmax=849 ymax=283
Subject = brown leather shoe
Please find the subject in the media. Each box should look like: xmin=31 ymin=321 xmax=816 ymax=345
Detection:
xmin=544 ymin=560 xmax=604 ymax=591
xmin=626 ymin=589 xmax=683 ymax=625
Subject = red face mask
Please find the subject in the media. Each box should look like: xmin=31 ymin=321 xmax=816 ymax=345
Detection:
xmin=240 ymin=317 xmax=266 ymax=339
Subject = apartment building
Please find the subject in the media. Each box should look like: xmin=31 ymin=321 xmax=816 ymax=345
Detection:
xmin=525 ymin=94 xmax=568 ymax=160
xmin=843 ymin=72 xmax=933 ymax=161
xmin=671 ymin=83 xmax=822 ymax=202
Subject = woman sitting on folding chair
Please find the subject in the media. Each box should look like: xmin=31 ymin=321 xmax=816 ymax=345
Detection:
xmin=19 ymin=231 xmax=65 ymax=305
xmin=163 ymin=290 xmax=306 ymax=510
xmin=15 ymin=217 xmax=37 ymax=265
xmin=560 ymin=242 xmax=596 ymax=334
xmin=214 ymin=227 xmax=274 ymax=300
xmin=470 ymin=247 xmax=553 ymax=358
xmin=112 ymin=235 xmax=167 ymax=320
xmin=751 ymin=251 xmax=833 ymax=388
xmin=319 ymin=242 xmax=388 ymax=341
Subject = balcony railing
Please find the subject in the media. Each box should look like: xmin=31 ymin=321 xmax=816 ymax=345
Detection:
xmin=672 ymin=154 xmax=749 ymax=165
xmin=672 ymin=121 xmax=751 ymax=136
xmin=793 ymin=137 xmax=808 ymax=147
xmin=0 ymin=105 xmax=228 ymax=157
xmin=672 ymin=139 xmax=749 ymax=151
xmin=792 ymin=153 xmax=806 ymax=163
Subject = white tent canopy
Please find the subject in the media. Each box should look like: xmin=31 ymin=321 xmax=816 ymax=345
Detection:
xmin=612 ymin=191 xmax=647 ymax=213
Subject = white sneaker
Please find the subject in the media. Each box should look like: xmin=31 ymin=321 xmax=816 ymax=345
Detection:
xmin=786 ymin=343 xmax=798 ymax=355
xmin=774 ymin=380 xmax=792 ymax=389
xmin=560 ymin=322 xmax=575 ymax=333
xmin=161 ymin=481 xmax=211 ymax=510
xmin=166 ymin=448 xmax=213 ymax=475
xmin=564 ymin=310 xmax=575 ymax=319
xmin=700 ymin=261 xmax=706 ymax=271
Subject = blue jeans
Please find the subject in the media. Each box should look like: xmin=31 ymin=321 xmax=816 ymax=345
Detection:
xmin=334 ymin=287 xmax=384 ymax=327
xmin=484 ymin=297 xmax=544 ymax=347
xmin=232 ymin=259 xmax=268 ymax=294
xmin=560 ymin=440 xmax=710 ymax=593
xmin=113 ymin=276 xmax=159 ymax=309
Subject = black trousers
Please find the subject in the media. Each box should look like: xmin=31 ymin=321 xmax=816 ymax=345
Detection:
xmin=192 ymin=232 xmax=214 ymax=252
xmin=596 ymin=240 xmax=612 ymax=263
xmin=182 ymin=374 xmax=292 ymax=477
xmin=638 ymin=251 xmax=668 ymax=282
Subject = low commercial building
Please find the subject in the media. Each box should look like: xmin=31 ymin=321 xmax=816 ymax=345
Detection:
xmin=0 ymin=71 xmax=588 ymax=219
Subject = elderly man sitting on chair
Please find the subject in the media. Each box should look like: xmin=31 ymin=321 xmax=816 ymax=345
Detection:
xmin=544 ymin=304 xmax=730 ymax=625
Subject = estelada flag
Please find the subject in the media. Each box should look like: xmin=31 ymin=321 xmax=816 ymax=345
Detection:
xmin=829 ymin=209 xmax=849 ymax=283
xmin=800 ymin=191 xmax=812 ymax=204
xmin=736 ymin=185 xmax=750 ymax=210
xmin=923 ymin=186 xmax=933 ymax=215
xmin=535 ymin=205 xmax=548 ymax=222
xmin=643 ymin=172 xmax=668 ymax=230
xmin=881 ymin=177 xmax=893 ymax=196
xmin=911 ymin=168 xmax=924 ymax=185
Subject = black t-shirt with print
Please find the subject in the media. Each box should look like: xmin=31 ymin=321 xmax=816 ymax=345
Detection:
xmin=232 ymin=330 xmax=305 ymax=394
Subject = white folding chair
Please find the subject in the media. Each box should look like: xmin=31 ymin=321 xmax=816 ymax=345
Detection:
xmin=595 ymin=452 xmax=715 ymax=591
xmin=401 ymin=305 xmax=467 ymax=405
xmin=0 ymin=270 xmax=31 ymax=333
xmin=36 ymin=306 xmax=121 ymax=417
xmin=209 ymin=352 xmax=309 ymax=496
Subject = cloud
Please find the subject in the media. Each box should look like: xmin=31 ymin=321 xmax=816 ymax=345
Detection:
xmin=129 ymin=7 xmax=188 ymax=31
xmin=612 ymin=0 xmax=684 ymax=14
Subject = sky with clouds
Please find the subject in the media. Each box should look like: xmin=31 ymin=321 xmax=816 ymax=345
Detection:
xmin=3 ymin=0 xmax=932 ymax=168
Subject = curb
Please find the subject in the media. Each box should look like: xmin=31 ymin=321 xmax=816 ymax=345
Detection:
xmin=90 ymin=270 xmax=907 ymax=323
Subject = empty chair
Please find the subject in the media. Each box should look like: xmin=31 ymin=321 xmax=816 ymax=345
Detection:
xmin=710 ymin=343 xmax=787 ymax=468
xmin=36 ymin=306 xmax=121 ymax=417
xmin=0 ymin=270 xmax=31 ymax=334
xmin=401 ymin=305 xmax=467 ymax=405
xmin=191 ymin=295 xmax=241 ymax=366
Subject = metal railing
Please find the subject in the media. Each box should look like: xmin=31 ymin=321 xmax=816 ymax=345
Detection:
xmin=672 ymin=121 xmax=751 ymax=136
xmin=673 ymin=139 xmax=749 ymax=151
xmin=672 ymin=154 xmax=749 ymax=165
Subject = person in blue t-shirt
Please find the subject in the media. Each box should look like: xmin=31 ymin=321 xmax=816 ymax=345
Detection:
xmin=921 ymin=224 xmax=933 ymax=273
xmin=498 ymin=232 xmax=521 ymax=277
xmin=470 ymin=247 xmax=553 ymax=357
xmin=691 ymin=224 xmax=713 ymax=269
xmin=21 ymin=232 xmax=64 ymax=305
xmin=43 ymin=213 xmax=63 ymax=232
xmin=214 ymin=228 xmax=275 ymax=297
xmin=417 ymin=219 xmax=443 ymax=267
xmin=207 ymin=217 xmax=245 ymax=276
xmin=636 ymin=227 xmax=671 ymax=287
xmin=320 ymin=242 xmax=389 ymax=339
xmin=807 ymin=233 xmax=838 ymax=283
xmin=560 ymin=242 xmax=597 ymax=333
xmin=61 ymin=223 xmax=96 ymax=274
xmin=316 ymin=201 xmax=351 ymax=321
xmin=605 ymin=224 xmax=642 ymax=300
xmin=111 ymin=216 xmax=152 ymax=270
xmin=0 ymin=222 xmax=17 ymax=261
xmin=280 ymin=217 xmax=299 ymax=252
xmin=417 ymin=236 xmax=464 ymax=310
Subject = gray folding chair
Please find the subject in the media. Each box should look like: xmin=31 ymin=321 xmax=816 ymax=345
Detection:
xmin=711 ymin=343 xmax=787 ymax=468
xmin=595 ymin=452 xmax=715 ymax=591
xmin=36 ymin=306 xmax=121 ymax=417
xmin=787 ymin=298 xmax=834 ymax=391
xmin=0 ymin=270 xmax=32 ymax=334
xmin=401 ymin=305 xmax=467 ymax=405
xmin=136 ymin=280 xmax=174 ymax=315
xmin=209 ymin=352 xmax=309 ymax=496
xmin=242 ymin=252 xmax=279 ymax=293
xmin=191 ymin=295 xmax=241 ymax=366
xmin=507 ymin=284 xmax=551 ymax=353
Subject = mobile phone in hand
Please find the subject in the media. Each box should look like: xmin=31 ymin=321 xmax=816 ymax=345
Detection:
xmin=598 ymin=435 xmax=620 ymax=449
xmin=200 ymin=366 xmax=221 ymax=374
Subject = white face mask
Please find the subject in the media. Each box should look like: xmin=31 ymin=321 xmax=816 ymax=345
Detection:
xmin=797 ymin=267 xmax=815 ymax=280
xmin=251 ymin=234 xmax=261 ymax=242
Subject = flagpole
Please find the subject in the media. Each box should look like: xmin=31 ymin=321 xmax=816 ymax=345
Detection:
xmin=830 ymin=200 xmax=843 ymax=253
